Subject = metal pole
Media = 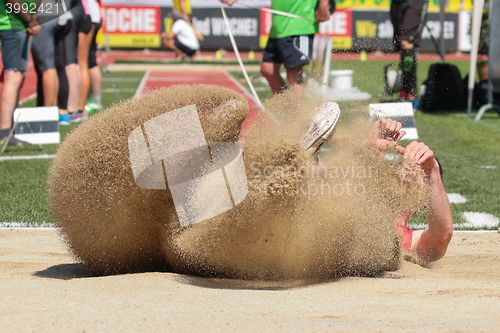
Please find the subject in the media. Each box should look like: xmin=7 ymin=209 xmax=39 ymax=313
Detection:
xmin=322 ymin=37 xmax=333 ymax=89
xmin=467 ymin=0 xmax=485 ymax=119
xmin=439 ymin=0 xmax=446 ymax=59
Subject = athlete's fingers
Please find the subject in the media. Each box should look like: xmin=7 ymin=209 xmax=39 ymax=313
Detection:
xmin=395 ymin=145 xmax=406 ymax=155
xmin=417 ymin=149 xmax=434 ymax=165
xmin=407 ymin=142 xmax=427 ymax=161
xmin=395 ymin=130 xmax=406 ymax=142
xmin=377 ymin=117 xmax=386 ymax=132
xmin=394 ymin=122 xmax=402 ymax=136
xmin=388 ymin=120 xmax=399 ymax=134
xmin=404 ymin=141 xmax=420 ymax=159
xmin=413 ymin=145 xmax=428 ymax=162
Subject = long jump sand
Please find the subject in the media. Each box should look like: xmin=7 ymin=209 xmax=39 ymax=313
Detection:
xmin=1 ymin=229 xmax=498 ymax=332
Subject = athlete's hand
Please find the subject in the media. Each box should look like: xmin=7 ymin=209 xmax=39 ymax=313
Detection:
xmin=220 ymin=0 xmax=237 ymax=5
xmin=398 ymin=141 xmax=440 ymax=177
xmin=27 ymin=17 xmax=41 ymax=36
xmin=369 ymin=118 xmax=406 ymax=151
xmin=316 ymin=0 xmax=331 ymax=22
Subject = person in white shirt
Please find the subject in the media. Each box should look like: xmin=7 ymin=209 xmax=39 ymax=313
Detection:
xmin=162 ymin=11 xmax=200 ymax=59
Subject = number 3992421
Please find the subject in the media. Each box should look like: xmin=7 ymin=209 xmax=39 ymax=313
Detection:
xmin=5 ymin=2 xmax=62 ymax=15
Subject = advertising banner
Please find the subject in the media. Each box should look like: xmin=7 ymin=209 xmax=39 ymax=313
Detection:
xmin=352 ymin=11 xmax=458 ymax=52
xmin=100 ymin=1 xmax=461 ymax=52
xmin=102 ymin=0 xmax=472 ymax=12
xmin=334 ymin=0 xmax=471 ymax=13
xmin=104 ymin=5 xmax=163 ymax=48
xmin=190 ymin=8 xmax=260 ymax=50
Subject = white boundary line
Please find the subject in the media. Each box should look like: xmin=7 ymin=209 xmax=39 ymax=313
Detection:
xmin=0 ymin=221 xmax=496 ymax=232
xmin=135 ymin=70 xmax=151 ymax=97
xmin=224 ymin=71 xmax=260 ymax=106
xmin=0 ymin=154 xmax=55 ymax=161
xmin=19 ymin=93 xmax=36 ymax=105
xmin=0 ymin=222 xmax=56 ymax=229
xmin=454 ymin=230 xmax=498 ymax=233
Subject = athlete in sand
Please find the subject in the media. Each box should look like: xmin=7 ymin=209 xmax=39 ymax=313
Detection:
xmin=308 ymin=111 xmax=453 ymax=263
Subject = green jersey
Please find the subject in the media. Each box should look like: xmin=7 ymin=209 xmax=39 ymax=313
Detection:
xmin=0 ymin=0 xmax=35 ymax=31
xmin=269 ymin=0 xmax=319 ymax=39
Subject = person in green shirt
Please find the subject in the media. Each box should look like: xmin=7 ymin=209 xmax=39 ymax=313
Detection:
xmin=221 ymin=0 xmax=331 ymax=94
xmin=0 ymin=0 xmax=40 ymax=145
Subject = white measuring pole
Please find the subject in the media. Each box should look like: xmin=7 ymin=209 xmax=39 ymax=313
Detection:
xmin=321 ymin=37 xmax=333 ymax=91
xmin=220 ymin=5 xmax=268 ymax=114
xmin=259 ymin=7 xmax=313 ymax=22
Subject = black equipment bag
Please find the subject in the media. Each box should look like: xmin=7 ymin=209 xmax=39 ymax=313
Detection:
xmin=421 ymin=63 xmax=466 ymax=112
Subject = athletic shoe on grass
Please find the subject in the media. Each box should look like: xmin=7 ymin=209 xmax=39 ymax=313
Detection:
xmin=0 ymin=129 xmax=30 ymax=146
xmin=85 ymin=99 xmax=103 ymax=115
xmin=70 ymin=111 xmax=85 ymax=123
xmin=303 ymin=101 xmax=341 ymax=157
xmin=59 ymin=113 xmax=71 ymax=126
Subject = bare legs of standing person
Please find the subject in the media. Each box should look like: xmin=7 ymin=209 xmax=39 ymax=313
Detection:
xmin=77 ymin=25 xmax=95 ymax=113
xmin=260 ymin=62 xmax=305 ymax=95
xmin=260 ymin=62 xmax=286 ymax=95
xmin=65 ymin=63 xmax=81 ymax=113
xmin=42 ymin=69 xmax=59 ymax=106
xmin=0 ymin=70 xmax=24 ymax=130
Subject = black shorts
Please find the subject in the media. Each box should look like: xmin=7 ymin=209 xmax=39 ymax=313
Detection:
xmin=174 ymin=36 xmax=197 ymax=57
xmin=79 ymin=15 xmax=93 ymax=34
xmin=89 ymin=23 xmax=101 ymax=69
xmin=390 ymin=0 xmax=425 ymax=49
xmin=263 ymin=35 xmax=314 ymax=69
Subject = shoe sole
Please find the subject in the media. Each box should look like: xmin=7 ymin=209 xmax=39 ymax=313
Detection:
xmin=303 ymin=102 xmax=341 ymax=156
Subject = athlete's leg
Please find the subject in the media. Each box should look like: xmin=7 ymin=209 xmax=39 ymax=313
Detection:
xmin=286 ymin=66 xmax=305 ymax=87
xmin=261 ymin=62 xmax=286 ymax=94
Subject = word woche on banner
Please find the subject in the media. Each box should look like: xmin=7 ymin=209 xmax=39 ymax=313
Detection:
xmin=101 ymin=0 xmax=472 ymax=13
xmin=335 ymin=0 xmax=471 ymax=13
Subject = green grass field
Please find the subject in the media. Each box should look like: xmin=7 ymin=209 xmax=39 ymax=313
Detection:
xmin=0 ymin=60 xmax=498 ymax=229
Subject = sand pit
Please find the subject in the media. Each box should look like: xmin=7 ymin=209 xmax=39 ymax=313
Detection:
xmin=1 ymin=229 xmax=499 ymax=332
xmin=49 ymin=85 xmax=432 ymax=280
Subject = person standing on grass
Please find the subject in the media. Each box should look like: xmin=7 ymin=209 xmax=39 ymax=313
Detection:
xmin=221 ymin=0 xmax=331 ymax=94
xmin=390 ymin=0 xmax=426 ymax=107
xmin=0 ymin=0 xmax=40 ymax=146
xmin=77 ymin=0 xmax=103 ymax=118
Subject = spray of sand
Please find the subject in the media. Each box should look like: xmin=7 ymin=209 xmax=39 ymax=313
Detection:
xmin=49 ymin=85 xmax=249 ymax=274
xmin=171 ymin=86 xmax=430 ymax=280
xmin=49 ymin=84 xmax=430 ymax=280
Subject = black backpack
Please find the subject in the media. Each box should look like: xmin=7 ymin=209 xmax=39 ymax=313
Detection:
xmin=421 ymin=63 xmax=466 ymax=112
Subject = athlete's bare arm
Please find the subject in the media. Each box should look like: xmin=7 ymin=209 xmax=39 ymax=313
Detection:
xmin=403 ymin=141 xmax=453 ymax=262
xmin=370 ymin=118 xmax=453 ymax=263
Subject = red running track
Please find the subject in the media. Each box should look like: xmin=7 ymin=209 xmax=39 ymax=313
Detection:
xmin=138 ymin=70 xmax=260 ymax=132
